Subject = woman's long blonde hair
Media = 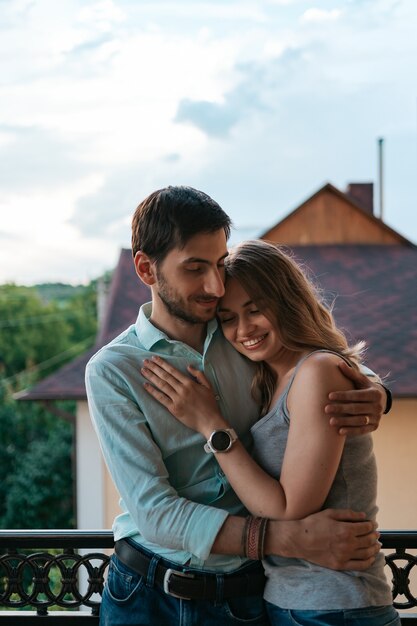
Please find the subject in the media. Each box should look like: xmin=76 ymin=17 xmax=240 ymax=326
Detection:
xmin=224 ymin=240 xmax=365 ymax=415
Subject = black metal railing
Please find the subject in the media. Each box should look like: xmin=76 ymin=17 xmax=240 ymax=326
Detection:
xmin=0 ymin=531 xmax=113 ymax=624
xmin=0 ymin=530 xmax=416 ymax=624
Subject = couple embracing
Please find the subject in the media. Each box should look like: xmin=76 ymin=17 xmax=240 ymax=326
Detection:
xmin=86 ymin=186 xmax=399 ymax=626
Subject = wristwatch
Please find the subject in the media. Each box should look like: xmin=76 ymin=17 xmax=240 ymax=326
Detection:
xmin=204 ymin=429 xmax=238 ymax=454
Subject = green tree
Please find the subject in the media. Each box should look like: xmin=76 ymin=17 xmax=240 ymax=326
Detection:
xmin=3 ymin=415 xmax=74 ymax=529
xmin=0 ymin=388 xmax=74 ymax=528
xmin=0 ymin=280 xmax=98 ymax=529
xmin=64 ymin=282 xmax=97 ymax=346
xmin=0 ymin=285 xmax=73 ymax=380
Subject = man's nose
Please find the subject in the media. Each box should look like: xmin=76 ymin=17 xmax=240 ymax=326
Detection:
xmin=204 ymin=268 xmax=225 ymax=297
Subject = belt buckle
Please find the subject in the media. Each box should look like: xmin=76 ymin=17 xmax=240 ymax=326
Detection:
xmin=163 ymin=568 xmax=194 ymax=600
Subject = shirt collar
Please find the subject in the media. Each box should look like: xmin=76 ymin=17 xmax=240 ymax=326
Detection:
xmin=136 ymin=302 xmax=219 ymax=351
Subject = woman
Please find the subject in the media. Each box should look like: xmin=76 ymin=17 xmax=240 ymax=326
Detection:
xmin=142 ymin=239 xmax=399 ymax=626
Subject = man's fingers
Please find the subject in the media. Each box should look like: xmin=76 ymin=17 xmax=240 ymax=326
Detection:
xmin=327 ymin=387 xmax=378 ymax=403
xmin=337 ymin=361 xmax=370 ymax=388
xmin=326 ymin=402 xmax=375 ymax=417
xmin=340 ymin=519 xmax=378 ymax=538
xmin=329 ymin=385 xmax=379 ymax=400
xmin=329 ymin=416 xmax=378 ymax=435
xmin=339 ymin=425 xmax=377 ymax=436
xmin=356 ymin=530 xmax=381 ymax=550
xmin=327 ymin=539 xmax=380 ymax=571
xmin=332 ymin=519 xmax=380 ymax=570
xmin=329 ymin=414 xmax=374 ymax=427
xmin=343 ymin=555 xmax=377 ymax=571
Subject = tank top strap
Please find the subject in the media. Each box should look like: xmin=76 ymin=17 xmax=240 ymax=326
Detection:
xmin=281 ymin=349 xmax=350 ymax=419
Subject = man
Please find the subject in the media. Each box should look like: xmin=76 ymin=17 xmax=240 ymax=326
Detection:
xmin=86 ymin=186 xmax=389 ymax=626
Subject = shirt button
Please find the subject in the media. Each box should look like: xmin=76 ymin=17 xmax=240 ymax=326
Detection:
xmin=215 ymin=395 xmax=220 ymax=401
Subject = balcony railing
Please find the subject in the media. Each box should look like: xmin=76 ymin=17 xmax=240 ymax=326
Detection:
xmin=1 ymin=530 xmax=416 ymax=624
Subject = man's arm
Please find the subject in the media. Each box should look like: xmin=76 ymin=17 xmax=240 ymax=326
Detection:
xmin=85 ymin=357 xmax=229 ymax=561
xmin=212 ymin=509 xmax=380 ymax=571
xmin=325 ymin=361 xmax=390 ymax=435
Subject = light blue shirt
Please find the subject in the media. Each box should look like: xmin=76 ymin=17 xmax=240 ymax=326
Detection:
xmin=85 ymin=302 xmax=259 ymax=571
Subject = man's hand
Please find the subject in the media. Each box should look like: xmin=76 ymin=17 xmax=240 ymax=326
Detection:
xmin=325 ymin=361 xmax=387 ymax=435
xmin=268 ymin=509 xmax=380 ymax=571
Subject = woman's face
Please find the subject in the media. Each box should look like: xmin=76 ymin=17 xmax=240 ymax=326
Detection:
xmin=217 ymin=277 xmax=282 ymax=364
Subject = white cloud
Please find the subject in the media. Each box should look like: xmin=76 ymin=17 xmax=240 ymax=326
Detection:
xmin=301 ymin=8 xmax=343 ymax=23
xmin=0 ymin=175 xmax=104 ymax=240
xmin=77 ymin=0 xmax=126 ymax=31
xmin=0 ymin=175 xmax=115 ymax=284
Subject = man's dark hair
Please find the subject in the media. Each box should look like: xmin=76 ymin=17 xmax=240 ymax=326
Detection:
xmin=131 ymin=186 xmax=232 ymax=262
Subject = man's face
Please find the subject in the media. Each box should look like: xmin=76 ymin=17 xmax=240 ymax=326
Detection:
xmin=154 ymin=230 xmax=228 ymax=325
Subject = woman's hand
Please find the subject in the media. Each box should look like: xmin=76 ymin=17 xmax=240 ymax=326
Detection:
xmin=141 ymin=356 xmax=227 ymax=436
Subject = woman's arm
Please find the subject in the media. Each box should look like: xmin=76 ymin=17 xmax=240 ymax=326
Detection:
xmin=141 ymin=353 xmax=352 ymax=520
xmin=277 ymin=353 xmax=350 ymax=519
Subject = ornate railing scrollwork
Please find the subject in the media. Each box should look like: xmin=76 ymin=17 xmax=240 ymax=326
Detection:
xmin=0 ymin=530 xmax=113 ymax=621
xmin=0 ymin=530 xmax=416 ymax=623
xmin=1 ymin=549 xmax=109 ymax=614
xmin=382 ymin=532 xmax=417 ymax=614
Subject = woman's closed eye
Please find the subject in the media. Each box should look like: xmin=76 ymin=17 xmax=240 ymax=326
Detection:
xmin=219 ymin=315 xmax=236 ymax=325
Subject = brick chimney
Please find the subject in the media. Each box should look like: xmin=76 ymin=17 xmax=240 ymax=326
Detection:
xmin=346 ymin=182 xmax=374 ymax=215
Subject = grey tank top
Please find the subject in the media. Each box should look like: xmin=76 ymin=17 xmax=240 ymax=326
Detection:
xmin=251 ymin=350 xmax=392 ymax=610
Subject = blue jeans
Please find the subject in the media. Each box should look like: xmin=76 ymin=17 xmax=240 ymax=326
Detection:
xmin=100 ymin=552 xmax=269 ymax=626
xmin=265 ymin=602 xmax=400 ymax=626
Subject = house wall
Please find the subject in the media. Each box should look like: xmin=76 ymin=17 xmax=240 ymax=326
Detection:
xmin=76 ymin=401 xmax=105 ymax=529
xmin=372 ymin=398 xmax=417 ymax=530
xmin=76 ymin=401 xmax=122 ymax=529
xmin=262 ymin=190 xmax=403 ymax=245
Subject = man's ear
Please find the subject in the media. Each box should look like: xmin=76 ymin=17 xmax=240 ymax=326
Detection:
xmin=134 ymin=251 xmax=157 ymax=286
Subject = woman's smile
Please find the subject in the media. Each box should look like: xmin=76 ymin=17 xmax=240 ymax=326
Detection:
xmin=241 ymin=334 xmax=268 ymax=350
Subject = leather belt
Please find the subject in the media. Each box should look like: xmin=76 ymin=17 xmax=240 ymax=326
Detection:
xmin=114 ymin=539 xmax=265 ymax=601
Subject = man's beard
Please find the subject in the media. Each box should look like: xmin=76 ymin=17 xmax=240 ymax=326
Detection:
xmin=157 ymin=269 xmax=215 ymax=325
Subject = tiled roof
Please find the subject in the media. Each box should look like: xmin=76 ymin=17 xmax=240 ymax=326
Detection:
xmin=17 ymin=249 xmax=150 ymax=401
xmin=289 ymin=244 xmax=417 ymax=396
xmin=17 ymin=244 xmax=417 ymax=401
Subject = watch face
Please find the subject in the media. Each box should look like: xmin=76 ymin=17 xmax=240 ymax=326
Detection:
xmin=211 ymin=430 xmax=231 ymax=452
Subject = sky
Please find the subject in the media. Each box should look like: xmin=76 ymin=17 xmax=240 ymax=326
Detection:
xmin=1 ymin=0 xmax=416 ymax=285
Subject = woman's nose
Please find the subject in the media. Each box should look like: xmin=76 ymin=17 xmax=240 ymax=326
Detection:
xmin=236 ymin=317 xmax=255 ymax=338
